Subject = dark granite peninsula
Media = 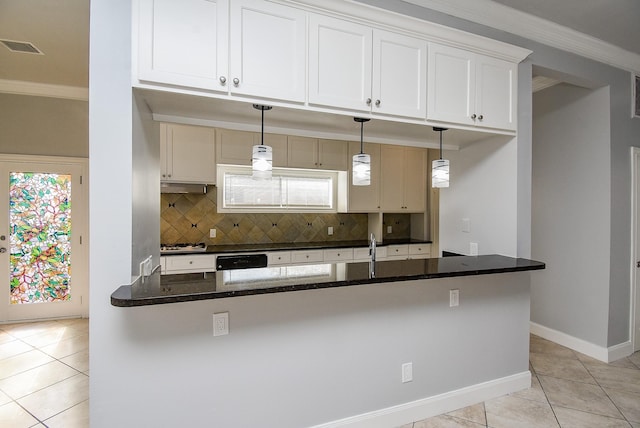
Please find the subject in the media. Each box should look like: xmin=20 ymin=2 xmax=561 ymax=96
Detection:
xmin=111 ymin=255 xmax=544 ymax=307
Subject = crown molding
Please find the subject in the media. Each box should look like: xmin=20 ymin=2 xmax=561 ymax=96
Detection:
xmin=402 ymin=0 xmax=640 ymax=74
xmin=0 ymin=79 xmax=88 ymax=101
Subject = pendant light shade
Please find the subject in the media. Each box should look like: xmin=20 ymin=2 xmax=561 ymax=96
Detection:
xmin=353 ymin=117 xmax=371 ymax=186
xmin=252 ymin=104 xmax=273 ymax=179
xmin=432 ymin=127 xmax=449 ymax=188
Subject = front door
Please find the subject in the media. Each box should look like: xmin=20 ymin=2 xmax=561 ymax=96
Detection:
xmin=0 ymin=156 xmax=88 ymax=323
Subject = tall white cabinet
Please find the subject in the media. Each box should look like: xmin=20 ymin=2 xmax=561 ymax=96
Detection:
xmin=427 ymin=43 xmax=517 ymax=130
xmin=160 ymin=123 xmax=216 ymax=183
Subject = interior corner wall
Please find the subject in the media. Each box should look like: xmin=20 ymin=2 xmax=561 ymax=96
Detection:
xmin=439 ymin=136 xmax=518 ymax=257
xmin=531 ymin=83 xmax=611 ymax=347
xmin=0 ymin=93 xmax=88 ymax=157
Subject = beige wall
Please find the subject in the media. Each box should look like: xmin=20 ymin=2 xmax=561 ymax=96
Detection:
xmin=0 ymin=93 xmax=88 ymax=157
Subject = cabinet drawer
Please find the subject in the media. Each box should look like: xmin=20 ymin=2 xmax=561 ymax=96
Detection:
xmin=323 ymin=248 xmax=353 ymax=262
xmin=164 ymin=254 xmax=216 ymax=273
xmin=290 ymin=250 xmax=324 ymax=264
xmin=268 ymin=251 xmax=292 ymax=265
xmin=386 ymin=245 xmax=408 ymax=257
xmin=409 ymin=243 xmax=431 ymax=256
xmin=354 ymin=246 xmax=387 ymax=261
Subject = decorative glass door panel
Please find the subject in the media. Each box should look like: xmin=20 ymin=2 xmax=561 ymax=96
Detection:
xmin=0 ymin=158 xmax=87 ymax=322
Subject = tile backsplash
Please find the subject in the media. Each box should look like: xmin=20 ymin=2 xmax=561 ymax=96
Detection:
xmin=161 ymin=187 xmax=411 ymax=245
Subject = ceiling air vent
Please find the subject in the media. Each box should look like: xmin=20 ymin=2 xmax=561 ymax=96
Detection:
xmin=0 ymin=39 xmax=43 ymax=55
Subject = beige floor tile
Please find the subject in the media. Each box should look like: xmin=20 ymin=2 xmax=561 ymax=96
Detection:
xmin=530 ymin=353 xmax=596 ymax=384
xmin=604 ymin=388 xmax=640 ymax=423
xmin=511 ymin=374 xmax=548 ymax=403
xmin=631 ymin=422 xmax=640 ymax=428
xmin=628 ymin=352 xmax=640 ymax=369
xmin=485 ymin=394 xmax=559 ymax=428
xmin=396 ymin=424 xmax=413 ymax=428
xmin=39 ymin=334 xmax=88 ymax=359
xmin=577 ymin=352 xmax=639 ymax=370
xmin=446 ymin=402 xmax=486 ymax=425
xmin=17 ymin=373 xmax=89 ymax=421
xmin=1 ymin=321 xmax=61 ymax=339
xmin=538 ymin=375 xmax=622 ymax=418
xmin=60 ymin=349 xmax=89 ymax=373
xmin=530 ymin=335 xmax=577 ymax=359
xmin=44 ymin=399 xmax=89 ymax=428
xmin=0 ymin=401 xmax=39 ymax=427
xmin=583 ymin=362 xmax=640 ymax=395
xmin=0 ymin=390 xmax=11 ymax=406
xmin=552 ymin=406 xmax=631 ymax=428
xmin=0 ymin=331 xmax=15 ymax=345
xmin=0 ymin=349 xmax=54 ymax=380
xmin=0 ymin=340 xmax=33 ymax=361
xmin=414 ymin=414 xmax=485 ymax=428
xmin=0 ymin=360 xmax=79 ymax=399
xmin=20 ymin=326 xmax=85 ymax=348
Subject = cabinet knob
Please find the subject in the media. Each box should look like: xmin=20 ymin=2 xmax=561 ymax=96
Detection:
xmin=478 ymin=114 xmax=484 ymax=120
xmin=375 ymin=99 xmax=381 ymax=107
xmin=233 ymin=77 xmax=240 ymax=86
xmin=471 ymin=114 xmax=477 ymax=119
xmin=366 ymin=98 xmax=372 ymax=105
xmin=189 ymin=261 xmax=193 ymax=264
xmin=219 ymin=76 xmax=227 ymax=85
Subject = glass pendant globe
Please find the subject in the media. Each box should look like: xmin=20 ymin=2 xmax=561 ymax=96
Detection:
xmin=252 ymin=144 xmax=272 ymax=179
xmin=432 ymin=159 xmax=449 ymax=188
xmin=352 ymin=153 xmax=371 ymax=186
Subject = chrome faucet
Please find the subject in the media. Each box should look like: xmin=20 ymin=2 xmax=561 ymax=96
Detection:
xmin=369 ymin=233 xmax=376 ymax=278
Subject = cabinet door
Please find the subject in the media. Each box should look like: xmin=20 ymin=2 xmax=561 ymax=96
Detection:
xmin=380 ymin=145 xmax=405 ymax=211
xmin=475 ymin=56 xmax=517 ymax=130
xmin=308 ymin=14 xmax=372 ymax=112
xmin=138 ymin=0 xmax=229 ymax=91
xmin=426 ymin=43 xmax=475 ymax=126
xmin=402 ymin=147 xmax=427 ymax=212
xmin=318 ymin=140 xmax=348 ymax=170
xmin=216 ymin=129 xmax=255 ymax=165
xmin=348 ymin=141 xmax=380 ymax=212
xmin=162 ymin=123 xmax=216 ymax=183
xmin=229 ymin=0 xmax=306 ymax=102
xmin=372 ymin=30 xmax=427 ymax=119
xmin=288 ymin=136 xmax=318 ymax=169
xmin=261 ymin=134 xmax=289 ymax=167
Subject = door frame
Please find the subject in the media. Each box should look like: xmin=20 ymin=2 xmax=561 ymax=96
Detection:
xmin=0 ymin=153 xmax=89 ymax=322
xmin=630 ymin=147 xmax=640 ymax=352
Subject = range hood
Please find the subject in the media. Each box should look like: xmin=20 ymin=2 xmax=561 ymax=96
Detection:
xmin=160 ymin=183 xmax=208 ymax=194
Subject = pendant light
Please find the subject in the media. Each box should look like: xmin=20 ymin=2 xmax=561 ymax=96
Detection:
xmin=432 ymin=127 xmax=449 ymax=188
xmin=352 ymin=117 xmax=371 ymax=186
xmin=252 ymin=104 xmax=273 ymax=179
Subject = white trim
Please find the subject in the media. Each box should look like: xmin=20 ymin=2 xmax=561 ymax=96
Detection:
xmin=631 ymin=147 xmax=640 ymax=352
xmin=0 ymin=79 xmax=88 ymax=101
xmin=310 ymin=371 xmax=530 ymax=428
xmin=401 ymin=0 xmax=640 ymax=74
xmin=530 ymin=322 xmax=633 ymax=363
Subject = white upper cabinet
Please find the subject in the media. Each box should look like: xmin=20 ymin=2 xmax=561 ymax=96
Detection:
xmin=229 ymin=0 xmax=307 ymax=102
xmin=372 ymin=30 xmax=427 ymax=119
xmin=138 ymin=0 xmax=229 ymax=92
xmin=287 ymin=137 xmax=348 ymax=170
xmin=216 ymin=129 xmax=288 ymax=166
xmin=161 ymin=123 xmax=216 ymax=184
xmin=308 ymin=14 xmax=373 ymax=112
xmin=427 ymin=43 xmax=516 ymax=130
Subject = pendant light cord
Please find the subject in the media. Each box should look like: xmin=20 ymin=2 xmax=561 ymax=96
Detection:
xmin=261 ymin=107 xmax=264 ymax=145
xmin=360 ymin=121 xmax=364 ymax=154
xmin=439 ymin=129 xmax=443 ymax=160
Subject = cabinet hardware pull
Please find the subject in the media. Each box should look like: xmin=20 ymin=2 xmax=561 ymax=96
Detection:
xmin=375 ymin=99 xmax=381 ymax=107
xmin=478 ymin=114 xmax=484 ymax=120
xmin=471 ymin=114 xmax=477 ymax=119
xmin=233 ymin=78 xmax=240 ymax=86
xmin=366 ymin=98 xmax=372 ymax=105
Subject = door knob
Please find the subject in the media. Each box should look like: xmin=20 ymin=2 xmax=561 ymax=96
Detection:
xmin=375 ymin=99 xmax=381 ymax=107
xmin=471 ymin=114 xmax=477 ymax=119
xmin=233 ymin=78 xmax=240 ymax=86
xmin=219 ymin=76 xmax=227 ymax=85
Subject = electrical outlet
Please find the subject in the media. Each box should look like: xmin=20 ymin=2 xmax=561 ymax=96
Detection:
xmin=328 ymin=226 xmax=333 ymax=235
xmin=462 ymin=218 xmax=470 ymax=233
xmin=402 ymin=362 xmax=413 ymax=383
xmin=450 ymin=289 xmax=460 ymax=307
xmin=139 ymin=255 xmax=152 ymax=277
xmin=213 ymin=312 xmax=229 ymax=336
xmin=470 ymin=242 xmax=478 ymax=256
xmin=387 ymin=226 xmax=392 ymax=234
xmin=210 ymin=228 xmax=217 ymax=238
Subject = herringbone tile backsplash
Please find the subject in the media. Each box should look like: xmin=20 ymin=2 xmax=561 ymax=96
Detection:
xmin=161 ymin=187 xmax=410 ymax=245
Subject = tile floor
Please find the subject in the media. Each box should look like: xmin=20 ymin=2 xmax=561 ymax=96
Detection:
xmin=1 ymin=319 xmax=639 ymax=427
xmin=0 ymin=318 xmax=88 ymax=428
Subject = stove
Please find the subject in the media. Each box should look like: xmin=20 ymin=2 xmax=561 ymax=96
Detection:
xmin=160 ymin=243 xmax=207 ymax=254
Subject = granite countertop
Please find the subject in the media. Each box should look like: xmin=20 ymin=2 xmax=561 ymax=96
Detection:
xmin=160 ymin=239 xmax=433 ymax=255
xmin=111 ymin=254 xmax=545 ymax=307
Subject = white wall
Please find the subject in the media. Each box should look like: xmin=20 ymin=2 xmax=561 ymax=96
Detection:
xmin=439 ymin=136 xmax=518 ymax=257
xmin=0 ymin=93 xmax=88 ymax=157
xmin=531 ymin=83 xmax=611 ymax=346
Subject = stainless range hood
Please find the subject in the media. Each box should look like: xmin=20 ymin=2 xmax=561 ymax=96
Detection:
xmin=160 ymin=183 xmax=208 ymax=194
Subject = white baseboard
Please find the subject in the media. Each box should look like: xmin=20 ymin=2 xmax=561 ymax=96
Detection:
xmin=530 ymin=322 xmax=633 ymax=363
xmin=310 ymin=371 xmax=531 ymax=428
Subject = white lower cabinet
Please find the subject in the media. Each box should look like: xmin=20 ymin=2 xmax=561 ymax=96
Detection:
xmin=323 ymin=248 xmax=353 ymax=262
xmin=353 ymin=246 xmax=387 ymax=261
xmin=408 ymin=243 xmax=431 ymax=259
xmin=267 ymin=251 xmax=292 ymax=265
xmin=384 ymin=244 xmax=409 ymax=260
xmin=290 ymin=249 xmax=324 ymax=264
xmin=162 ymin=254 xmax=216 ymax=274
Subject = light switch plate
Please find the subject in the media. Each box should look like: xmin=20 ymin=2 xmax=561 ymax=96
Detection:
xmin=402 ymin=362 xmax=413 ymax=383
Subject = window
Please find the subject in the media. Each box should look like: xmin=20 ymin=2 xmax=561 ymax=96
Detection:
xmin=218 ymin=165 xmax=337 ymax=212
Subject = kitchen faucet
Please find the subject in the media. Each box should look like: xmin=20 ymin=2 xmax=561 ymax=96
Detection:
xmin=369 ymin=233 xmax=376 ymax=278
